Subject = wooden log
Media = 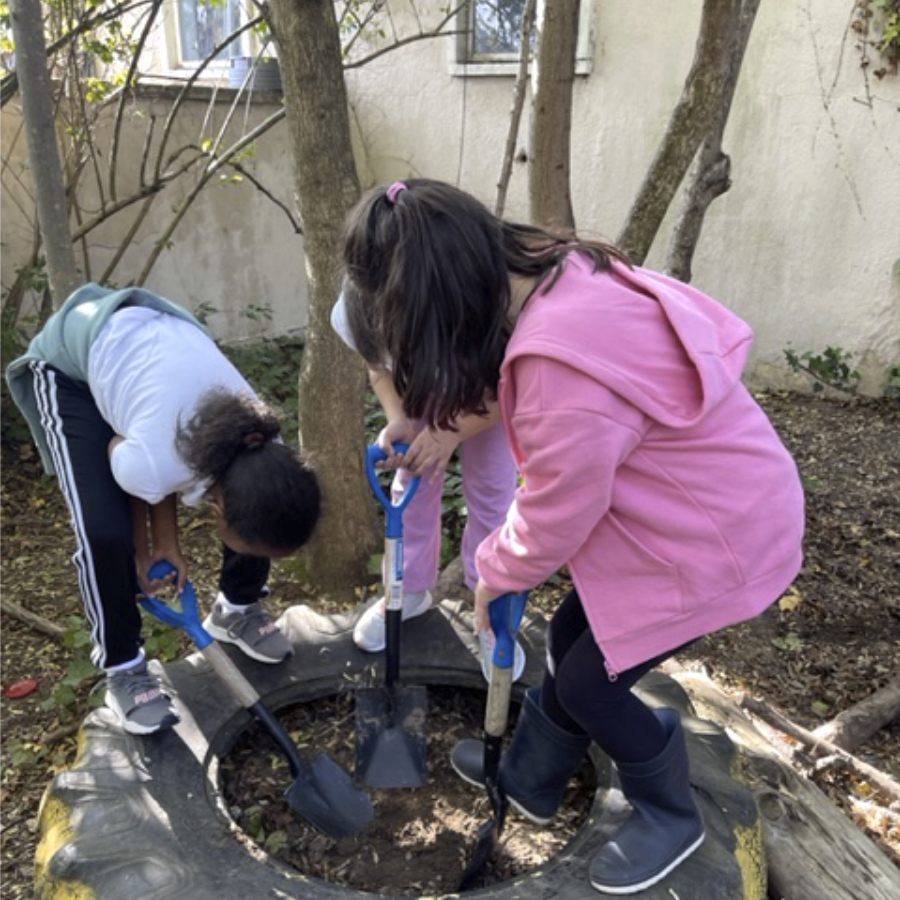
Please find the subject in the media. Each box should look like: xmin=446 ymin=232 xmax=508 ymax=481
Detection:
xmin=673 ymin=671 xmax=900 ymax=900
xmin=0 ymin=597 xmax=66 ymax=640
xmin=739 ymin=693 xmax=900 ymax=807
xmin=812 ymin=677 xmax=900 ymax=753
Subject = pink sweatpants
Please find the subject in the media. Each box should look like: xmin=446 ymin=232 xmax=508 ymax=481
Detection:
xmin=391 ymin=420 xmax=517 ymax=593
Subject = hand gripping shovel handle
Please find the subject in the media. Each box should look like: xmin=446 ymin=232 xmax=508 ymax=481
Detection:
xmin=140 ymin=562 xmax=374 ymax=837
xmin=365 ymin=442 xmax=420 ymax=540
xmin=484 ymin=591 xmax=528 ymax=768
xmin=140 ymin=562 xmax=262 ymax=709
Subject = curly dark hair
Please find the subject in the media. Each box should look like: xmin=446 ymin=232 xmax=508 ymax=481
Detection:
xmin=341 ymin=178 xmax=629 ymax=429
xmin=175 ymin=389 xmax=320 ymax=553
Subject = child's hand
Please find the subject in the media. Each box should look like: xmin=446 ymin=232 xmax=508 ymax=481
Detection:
xmin=473 ymin=580 xmax=502 ymax=637
xmin=137 ymin=563 xmax=176 ymax=602
xmin=376 ymin=420 xmax=417 ymax=465
xmin=404 ymin=428 xmax=461 ymax=480
xmin=136 ymin=548 xmax=189 ymax=599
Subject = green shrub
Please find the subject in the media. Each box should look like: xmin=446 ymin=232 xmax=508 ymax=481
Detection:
xmin=784 ymin=346 xmax=861 ymax=394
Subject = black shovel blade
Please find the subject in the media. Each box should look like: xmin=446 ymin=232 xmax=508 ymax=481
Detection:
xmin=283 ymin=751 xmax=375 ymax=838
xmin=355 ymin=684 xmax=428 ymax=788
xmin=459 ymin=782 xmax=509 ymax=890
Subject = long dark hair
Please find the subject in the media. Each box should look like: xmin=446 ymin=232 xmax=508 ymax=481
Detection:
xmin=176 ymin=389 xmax=320 ymax=553
xmin=341 ymin=178 xmax=629 ymax=429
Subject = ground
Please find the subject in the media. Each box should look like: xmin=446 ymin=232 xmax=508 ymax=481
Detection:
xmin=1 ymin=391 xmax=898 ymax=898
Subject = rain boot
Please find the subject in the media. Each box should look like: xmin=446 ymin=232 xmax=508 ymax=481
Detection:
xmin=589 ymin=707 xmax=705 ymax=894
xmin=451 ymin=686 xmax=591 ymax=824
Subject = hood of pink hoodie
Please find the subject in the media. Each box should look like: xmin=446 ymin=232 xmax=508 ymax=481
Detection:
xmin=504 ymin=254 xmax=754 ymax=427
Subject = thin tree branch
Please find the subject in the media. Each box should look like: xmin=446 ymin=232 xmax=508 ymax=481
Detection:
xmin=495 ymin=0 xmax=537 ymax=217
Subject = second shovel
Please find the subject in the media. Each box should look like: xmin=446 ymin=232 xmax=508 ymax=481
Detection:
xmin=355 ymin=443 xmax=428 ymax=788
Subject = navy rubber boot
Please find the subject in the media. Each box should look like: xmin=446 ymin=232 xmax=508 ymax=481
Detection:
xmin=590 ymin=708 xmax=705 ymax=894
xmin=451 ymin=687 xmax=590 ymax=824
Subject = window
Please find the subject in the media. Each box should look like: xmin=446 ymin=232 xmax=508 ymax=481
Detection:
xmin=175 ymin=0 xmax=242 ymax=64
xmin=454 ymin=0 xmax=594 ymax=76
xmin=471 ymin=0 xmax=534 ymax=58
xmin=166 ymin=0 xmax=272 ymax=72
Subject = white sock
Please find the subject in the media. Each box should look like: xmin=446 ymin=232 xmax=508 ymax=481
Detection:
xmin=216 ymin=594 xmax=252 ymax=615
xmin=402 ymin=590 xmax=429 ymax=613
xmin=106 ymin=651 xmax=145 ymax=674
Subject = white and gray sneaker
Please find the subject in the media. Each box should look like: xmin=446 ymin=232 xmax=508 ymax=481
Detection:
xmin=104 ymin=660 xmax=180 ymax=735
xmin=353 ymin=591 xmax=433 ymax=653
xmin=203 ymin=597 xmax=292 ymax=664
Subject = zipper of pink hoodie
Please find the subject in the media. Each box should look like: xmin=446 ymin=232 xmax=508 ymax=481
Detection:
xmin=604 ymin=659 xmax=619 ymax=682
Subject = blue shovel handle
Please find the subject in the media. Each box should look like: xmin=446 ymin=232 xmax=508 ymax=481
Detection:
xmin=139 ymin=560 xmax=213 ymax=650
xmin=365 ymin=443 xmax=421 ymax=539
xmin=488 ymin=591 xmax=528 ymax=669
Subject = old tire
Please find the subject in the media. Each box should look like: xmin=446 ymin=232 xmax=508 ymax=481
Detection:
xmin=35 ymin=601 xmax=766 ymax=899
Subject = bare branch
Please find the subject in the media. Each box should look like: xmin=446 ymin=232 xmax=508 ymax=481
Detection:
xmin=495 ymin=0 xmax=536 ymax=217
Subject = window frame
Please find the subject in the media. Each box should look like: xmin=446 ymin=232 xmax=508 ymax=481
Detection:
xmin=451 ymin=0 xmax=594 ymax=77
xmin=161 ymin=0 xmax=272 ymax=78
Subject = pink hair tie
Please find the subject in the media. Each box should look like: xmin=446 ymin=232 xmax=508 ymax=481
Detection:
xmin=386 ymin=181 xmax=407 ymax=204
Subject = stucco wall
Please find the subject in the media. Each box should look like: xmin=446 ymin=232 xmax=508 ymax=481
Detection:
xmin=1 ymin=90 xmax=307 ymax=346
xmin=3 ymin=0 xmax=898 ymax=391
xmin=345 ymin=0 xmax=900 ymax=393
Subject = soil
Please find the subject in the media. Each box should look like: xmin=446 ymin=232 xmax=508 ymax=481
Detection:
xmin=2 ymin=390 xmax=899 ymax=899
xmin=219 ymin=685 xmax=597 ymax=895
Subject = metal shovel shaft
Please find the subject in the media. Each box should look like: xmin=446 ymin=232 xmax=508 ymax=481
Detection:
xmin=355 ymin=444 xmax=428 ymax=789
xmin=459 ymin=665 xmax=513 ymax=890
xmin=459 ymin=592 xmax=527 ymax=890
xmin=140 ymin=563 xmax=373 ymax=838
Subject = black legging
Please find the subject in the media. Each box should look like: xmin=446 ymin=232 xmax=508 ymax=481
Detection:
xmin=540 ymin=589 xmax=681 ymax=764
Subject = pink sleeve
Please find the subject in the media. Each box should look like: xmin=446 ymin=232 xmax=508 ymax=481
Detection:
xmin=476 ymin=356 xmax=645 ymax=592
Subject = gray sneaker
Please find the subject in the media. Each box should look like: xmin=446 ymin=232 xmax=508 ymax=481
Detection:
xmin=104 ymin=661 xmax=179 ymax=735
xmin=203 ymin=598 xmax=292 ymax=664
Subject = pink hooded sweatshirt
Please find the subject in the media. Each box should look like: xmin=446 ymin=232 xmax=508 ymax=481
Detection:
xmin=476 ymin=254 xmax=805 ymax=676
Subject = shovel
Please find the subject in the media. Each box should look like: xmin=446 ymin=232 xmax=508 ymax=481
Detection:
xmin=355 ymin=443 xmax=428 ymax=788
xmin=459 ymin=590 xmax=528 ymax=890
xmin=140 ymin=561 xmax=374 ymax=838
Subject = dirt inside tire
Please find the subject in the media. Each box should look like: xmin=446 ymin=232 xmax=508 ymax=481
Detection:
xmin=218 ymin=685 xmax=596 ymax=896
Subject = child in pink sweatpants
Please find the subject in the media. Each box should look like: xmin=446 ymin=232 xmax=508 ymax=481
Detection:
xmin=332 ymin=292 xmax=518 ymax=654
xmin=391 ymin=418 xmax=515 ymax=594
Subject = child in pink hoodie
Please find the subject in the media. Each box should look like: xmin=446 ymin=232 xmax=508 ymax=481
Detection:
xmin=341 ymin=178 xmax=804 ymax=894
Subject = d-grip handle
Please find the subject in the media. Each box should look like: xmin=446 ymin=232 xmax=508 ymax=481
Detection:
xmin=139 ymin=560 xmax=260 ymax=709
xmin=488 ymin=591 xmax=528 ymax=670
xmin=365 ymin=443 xmax=421 ymax=539
xmin=140 ymin=561 xmax=212 ymax=650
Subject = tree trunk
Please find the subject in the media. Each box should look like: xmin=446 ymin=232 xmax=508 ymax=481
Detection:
xmin=8 ymin=0 xmax=80 ymax=305
xmin=266 ymin=0 xmax=377 ymax=597
xmin=665 ymin=0 xmax=762 ymax=282
xmin=617 ymin=0 xmax=745 ymax=265
xmin=528 ymin=0 xmax=579 ymax=233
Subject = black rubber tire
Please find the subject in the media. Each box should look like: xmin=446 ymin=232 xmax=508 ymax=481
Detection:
xmin=35 ymin=601 xmax=765 ymax=899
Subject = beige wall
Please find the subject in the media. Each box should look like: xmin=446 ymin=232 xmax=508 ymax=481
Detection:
xmin=1 ymin=90 xmax=306 ymax=346
xmin=3 ymin=0 xmax=898 ymax=391
xmin=345 ymin=0 xmax=900 ymax=394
